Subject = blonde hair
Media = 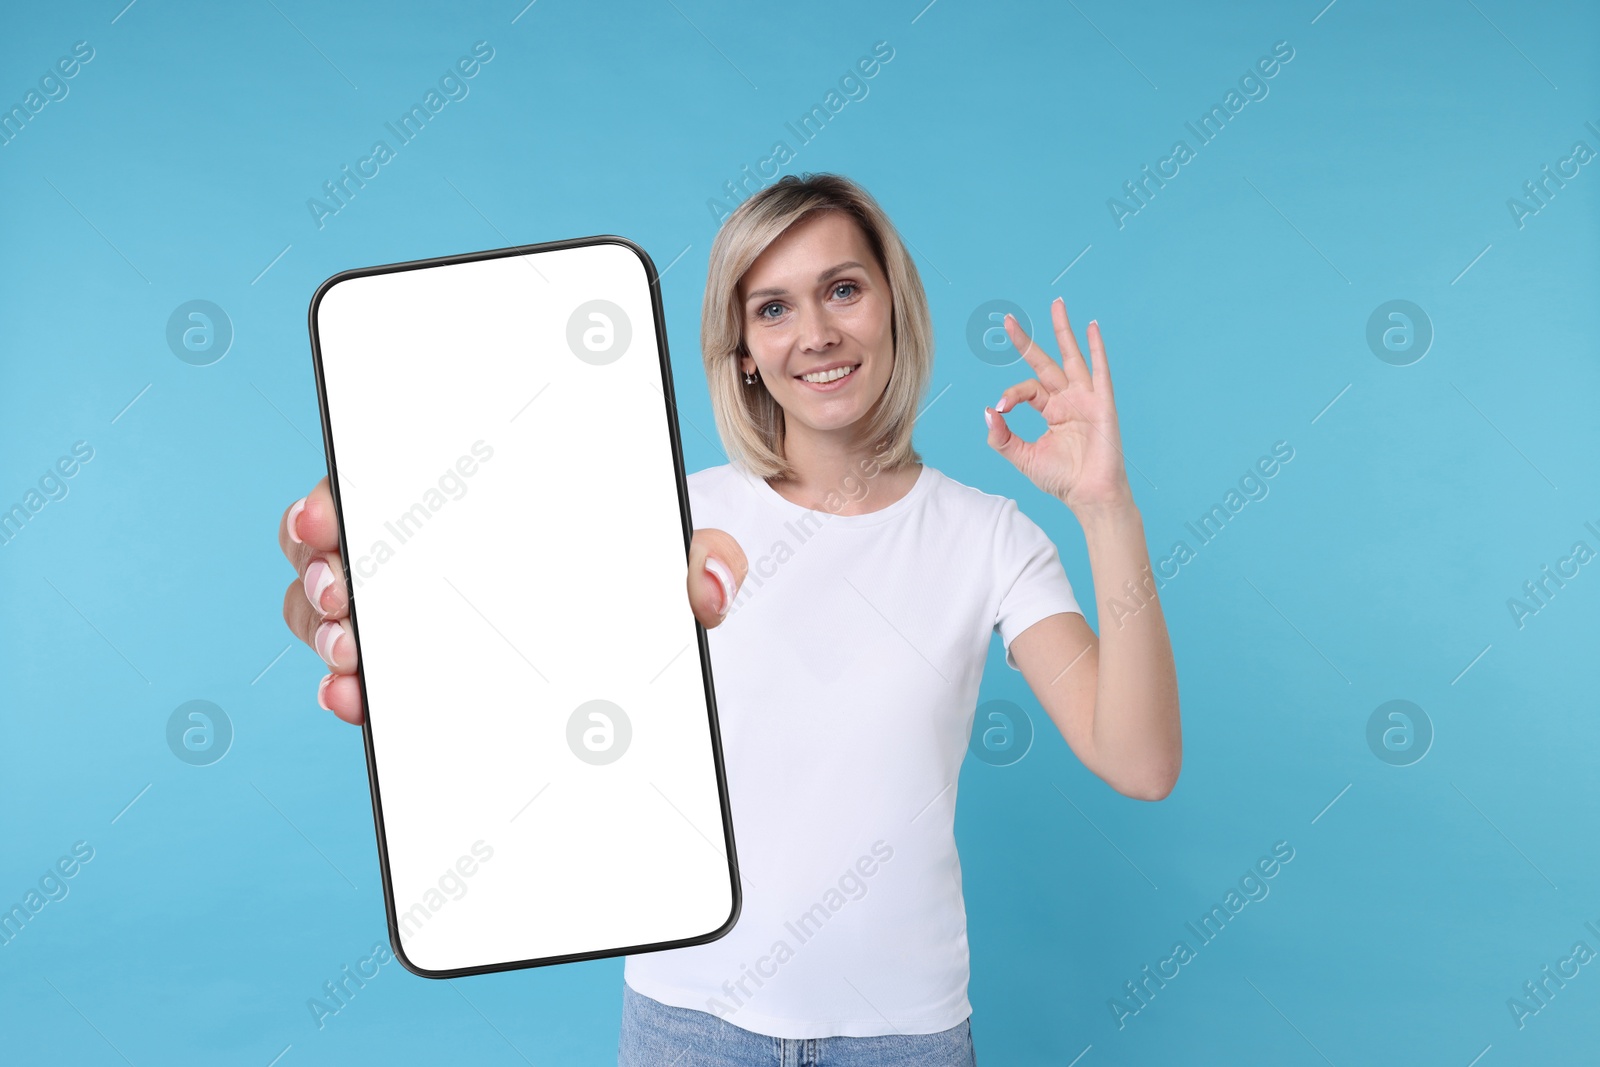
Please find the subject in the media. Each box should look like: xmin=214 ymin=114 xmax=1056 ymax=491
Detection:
xmin=700 ymin=173 xmax=932 ymax=481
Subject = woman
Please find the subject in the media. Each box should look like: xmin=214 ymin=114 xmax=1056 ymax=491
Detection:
xmin=277 ymin=173 xmax=1180 ymax=1065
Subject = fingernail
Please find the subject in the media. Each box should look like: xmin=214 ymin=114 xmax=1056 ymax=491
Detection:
xmin=704 ymin=557 xmax=736 ymax=616
xmin=995 ymin=397 xmax=1009 ymax=413
xmin=304 ymin=559 xmax=335 ymax=615
xmin=984 ymin=407 xmax=998 ymax=429
xmin=287 ymin=497 xmax=307 ymax=544
xmin=316 ymin=673 xmax=334 ymax=711
xmin=314 ymin=619 xmax=344 ymax=667
xmin=1089 ymin=319 xmax=1099 ymax=329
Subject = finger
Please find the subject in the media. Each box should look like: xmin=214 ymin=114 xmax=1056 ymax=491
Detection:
xmin=1086 ymin=318 xmax=1114 ymax=398
xmin=1050 ymin=297 xmax=1093 ymax=389
xmin=284 ymin=577 xmax=315 ymax=648
xmin=994 ymin=379 xmax=1049 ymax=416
xmin=286 ymin=585 xmax=364 ymax=723
xmin=280 ymin=478 xmax=350 ymax=619
xmin=283 ymin=577 xmax=357 ymax=665
xmin=983 ymin=405 xmax=1032 ymax=469
xmin=687 ymin=528 xmax=749 ymax=629
xmin=312 ymin=617 xmax=359 ymax=673
xmin=301 ymin=555 xmax=350 ymax=619
xmin=318 ymin=672 xmax=365 ymax=725
xmin=1002 ymin=313 xmax=1070 ymax=394
xmin=279 ymin=476 xmax=341 ymax=570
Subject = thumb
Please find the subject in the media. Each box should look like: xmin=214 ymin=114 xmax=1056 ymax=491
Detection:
xmin=687 ymin=528 xmax=748 ymax=629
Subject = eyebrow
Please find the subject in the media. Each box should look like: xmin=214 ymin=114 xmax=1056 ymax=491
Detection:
xmin=743 ymin=261 xmax=867 ymax=304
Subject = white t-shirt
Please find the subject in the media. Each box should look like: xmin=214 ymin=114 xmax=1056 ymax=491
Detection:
xmin=622 ymin=461 xmax=1084 ymax=1039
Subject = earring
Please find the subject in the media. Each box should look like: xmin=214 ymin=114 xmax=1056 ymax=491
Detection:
xmin=743 ymin=369 xmax=759 ymax=385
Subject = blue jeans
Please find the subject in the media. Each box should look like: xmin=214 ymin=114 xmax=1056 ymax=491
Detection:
xmin=618 ymin=981 xmax=977 ymax=1066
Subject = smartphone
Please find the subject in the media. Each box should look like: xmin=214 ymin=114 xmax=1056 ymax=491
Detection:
xmin=307 ymin=236 xmax=740 ymax=977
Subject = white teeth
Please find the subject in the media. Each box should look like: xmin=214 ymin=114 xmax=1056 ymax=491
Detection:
xmin=800 ymin=365 xmax=856 ymax=383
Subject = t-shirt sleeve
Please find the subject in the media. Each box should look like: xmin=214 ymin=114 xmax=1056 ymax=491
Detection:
xmin=992 ymin=497 xmax=1084 ymax=671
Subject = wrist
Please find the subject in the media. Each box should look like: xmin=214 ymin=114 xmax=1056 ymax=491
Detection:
xmin=1068 ymin=488 xmax=1138 ymax=522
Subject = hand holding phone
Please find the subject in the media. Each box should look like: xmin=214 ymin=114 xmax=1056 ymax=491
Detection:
xmin=279 ymin=477 xmax=749 ymax=723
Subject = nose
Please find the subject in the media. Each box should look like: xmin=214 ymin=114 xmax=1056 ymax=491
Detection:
xmin=795 ymin=300 xmax=841 ymax=355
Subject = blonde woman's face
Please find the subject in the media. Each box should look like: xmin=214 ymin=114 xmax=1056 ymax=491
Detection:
xmin=736 ymin=210 xmax=894 ymax=438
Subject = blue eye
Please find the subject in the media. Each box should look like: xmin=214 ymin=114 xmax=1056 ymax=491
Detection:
xmin=756 ymin=283 xmax=858 ymax=321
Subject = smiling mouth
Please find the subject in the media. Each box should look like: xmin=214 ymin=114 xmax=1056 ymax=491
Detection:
xmin=796 ymin=364 xmax=860 ymax=384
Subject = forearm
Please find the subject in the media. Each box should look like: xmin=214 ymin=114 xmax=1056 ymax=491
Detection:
xmin=1076 ymin=497 xmax=1181 ymax=799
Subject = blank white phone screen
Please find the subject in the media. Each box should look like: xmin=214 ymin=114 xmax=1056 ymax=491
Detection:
xmin=310 ymin=239 xmax=738 ymax=976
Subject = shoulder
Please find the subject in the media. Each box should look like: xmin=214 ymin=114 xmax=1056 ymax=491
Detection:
xmin=922 ymin=467 xmax=1060 ymax=554
xmin=686 ymin=463 xmax=740 ymax=491
xmin=921 ymin=466 xmax=1020 ymax=524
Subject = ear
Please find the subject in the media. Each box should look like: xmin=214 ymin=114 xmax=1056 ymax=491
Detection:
xmin=738 ymin=351 xmax=756 ymax=377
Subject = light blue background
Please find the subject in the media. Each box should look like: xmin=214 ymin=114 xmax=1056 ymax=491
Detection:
xmin=2 ymin=1 xmax=1597 ymax=1063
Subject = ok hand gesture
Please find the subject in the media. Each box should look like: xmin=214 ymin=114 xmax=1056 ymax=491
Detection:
xmin=984 ymin=297 xmax=1135 ymax=515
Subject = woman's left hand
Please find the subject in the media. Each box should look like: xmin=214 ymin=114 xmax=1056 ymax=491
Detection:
xmin=984 ymin=297 xmax=1135 ymax=514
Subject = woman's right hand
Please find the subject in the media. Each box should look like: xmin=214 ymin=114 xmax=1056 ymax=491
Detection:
xmin=280 ymin=477 xmax=747 ymax=727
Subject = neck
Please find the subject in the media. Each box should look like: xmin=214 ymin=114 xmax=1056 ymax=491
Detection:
xmin=768 ymin=421 xmax=918 ymax=516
